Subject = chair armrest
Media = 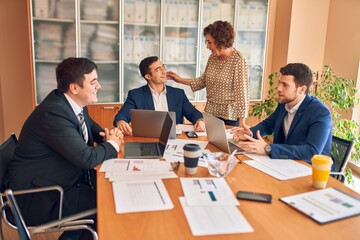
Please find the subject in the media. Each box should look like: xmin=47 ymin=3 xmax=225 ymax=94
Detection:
xmin=1 ymin=186 xmax=64 ymax=229
xmin=58 ymin=219 xmax=94 ymax=227
xmin=330 ymin=172 xmax=345 ymax=182
xmin=29 ymin=208 xmax=97 ymax=239
xmin=12 ymin=186 xmax=64 ymax=219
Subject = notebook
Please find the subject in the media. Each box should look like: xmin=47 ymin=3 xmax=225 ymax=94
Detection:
xmin=203 ymin=112 xmax=244 ymax=154
xmin=130 ymin=109 xmax=176 ymax=139
xmin=124 ymin=113 xmax=173 ymax=159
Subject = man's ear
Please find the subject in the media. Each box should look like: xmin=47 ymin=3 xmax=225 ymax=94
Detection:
xmin=144 ymin=73 xmax=151 ymax=81
xmin=300 ymin=85 xmax=307 ymax=94
xmin=69 ymin=83 xmax=79 ymax=94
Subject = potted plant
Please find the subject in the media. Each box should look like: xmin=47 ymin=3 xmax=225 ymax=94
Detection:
xmin=251 ymin=65 xmax=360 ymax=185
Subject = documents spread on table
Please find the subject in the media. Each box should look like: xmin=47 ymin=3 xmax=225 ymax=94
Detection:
xmin=179 ymin=177 xmax=253 ymax=236
xmin=112 ymin=179 xmax=173 ymax=214
xmin=164 ymin=139 xmax=208 ymax=166
xmin=280 ymin=187 xmax=360 ymax=224
xmin=244 ymin=154 xmax=312 ymax=180
xmin=100 ymin=158 xmax=177 ymax=213
xmin=100 ymin=158 xmax=178 ymax=182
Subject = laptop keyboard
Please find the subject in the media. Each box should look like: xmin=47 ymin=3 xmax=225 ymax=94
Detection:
xmin=140 ymin=143 xmax=160 ymax=156
xmin=228 ymin=141 xmax=244 ymax=153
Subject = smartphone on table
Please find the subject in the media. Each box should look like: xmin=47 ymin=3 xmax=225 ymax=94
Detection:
xmin=236 ymin=191 xmax=272 ymax=203
xmin=185 ymin=131 xmax=198 ymax=138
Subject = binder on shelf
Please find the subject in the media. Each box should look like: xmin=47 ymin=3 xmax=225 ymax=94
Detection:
xmin=237 ymin=2 xmax=249 ymax=29
xmin=135 ymin=0 xmax=146 ymax=23
xmin=125 ymin=0 xmax=135 ymax=22
xmin=146 ymin=0 xmax=160 ymax=24
xmin=34 ymin=0 xmax=49 ymax=18
xmin=280 ymin=188 xmax=360 ymax=224
xmin=178 ymin=0 xmax=187 ymax=24
xmin=220 ymin=3 xmax=233 ymax=23
xmin=187 ymin=0 xmax=198 ymax=26
xmin=167 ymin=0 xmax=179 ymax=25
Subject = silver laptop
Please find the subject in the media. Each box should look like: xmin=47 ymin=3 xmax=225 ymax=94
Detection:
xmin=203 ymin=112 xmax=244 ymax=154
xmin=130 ymin=109 xmax=176 ymax=139
xmin=124 ymin=113 xmax=173 ymax=159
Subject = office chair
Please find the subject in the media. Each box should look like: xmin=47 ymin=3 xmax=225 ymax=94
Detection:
xmin=0 ymin=134 xmax=97 ymax=239
xmin=1 ymin=189 xmax=98 ymax=240
xmin=330 ymin=135 xmax=354 ymax=183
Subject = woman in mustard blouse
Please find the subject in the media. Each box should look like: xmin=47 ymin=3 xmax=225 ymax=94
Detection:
xmin=167 ymin=20 xmax=249 ymax=127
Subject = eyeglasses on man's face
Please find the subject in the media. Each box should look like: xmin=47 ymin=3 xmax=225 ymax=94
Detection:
xmin=150 ymin=64 xmax=167 ymax=73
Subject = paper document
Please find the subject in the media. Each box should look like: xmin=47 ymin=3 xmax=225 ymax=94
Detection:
xmin=244 ymin=154 xmax=312 ymax=180
xmin=164 ymin=139 xmax=208 ymax=166
xmin=100 ymin=158 xmax=169 ymax=173
xmin=112 ymin=180 xmax=173 ymax=213
xmin=180 ymin=178 xmax=239 ymax=206
xmin=280 ymin=188 xmax=360 ymax=224
xmin=179 ymin=197 xmax=253 ymax=236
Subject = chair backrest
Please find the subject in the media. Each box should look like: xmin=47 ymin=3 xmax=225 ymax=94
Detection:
xmin=3 ymin=189 xmax=31 ymax=240
xmin=0 ymin=134 xmax=17 ymax=191
xmin=331 ymin=135 xmax=354 ymax=173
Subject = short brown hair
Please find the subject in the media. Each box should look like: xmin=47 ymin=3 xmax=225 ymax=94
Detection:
xmin=56 ymin=57 xmax=97 ymax=92
xmin=203 ymin=20 xmax=235 ymax=49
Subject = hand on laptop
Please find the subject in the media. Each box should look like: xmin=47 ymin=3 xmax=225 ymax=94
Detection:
xmin=194 ymin=119 xmax=205 ymax=132
xmin=117 ymin=120 xmax=133 ymax=136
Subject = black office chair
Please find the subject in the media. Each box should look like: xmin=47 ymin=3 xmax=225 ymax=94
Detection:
xmin=1 ymin=189 xmax=97 ymax=240
xmin=0 ymin=134 xmax=97 ymax=239
xmin=330 ymin=135 xmax=354 ymax=183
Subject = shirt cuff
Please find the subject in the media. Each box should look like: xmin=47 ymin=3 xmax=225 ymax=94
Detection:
xmin=107 ymin=140 xmax=120 ymax=152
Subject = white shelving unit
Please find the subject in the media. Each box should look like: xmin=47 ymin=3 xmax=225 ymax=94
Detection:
xmin=30 ymin=0 xmax=269 ymax=105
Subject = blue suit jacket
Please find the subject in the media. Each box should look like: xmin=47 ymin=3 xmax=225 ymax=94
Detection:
xmin=251 ymin=94 xmax=332 ymax=164
xmin=113 ymin=84 xmax=203 ymax=126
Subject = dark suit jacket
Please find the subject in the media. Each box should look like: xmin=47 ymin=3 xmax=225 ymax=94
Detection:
xmin=4 ymin=90 xmax=117 ymax=224
xmin=251 ymin=94 xmax=332 ymax=164
xmin=113 ymin=84 xmax=203 ymax=126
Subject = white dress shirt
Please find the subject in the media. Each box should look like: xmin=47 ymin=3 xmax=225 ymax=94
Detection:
xmin=283 ymin=95 xmax=306 ymax=138
xmin=149 ymin=84 xmax=169 ymax=111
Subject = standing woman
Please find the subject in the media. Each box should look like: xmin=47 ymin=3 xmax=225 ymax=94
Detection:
xmin=167 ymin=20 xmax=249 ymax=127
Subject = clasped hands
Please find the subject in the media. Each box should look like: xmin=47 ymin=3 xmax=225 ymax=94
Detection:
xmin=100 ymin=127 xmax=124 ymax=146
xmin=231 ymin=124 xmax=267 ymax=155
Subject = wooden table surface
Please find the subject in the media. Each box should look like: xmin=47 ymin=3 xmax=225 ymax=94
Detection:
xmin=96 ymin=132 xmax=360 ymax=240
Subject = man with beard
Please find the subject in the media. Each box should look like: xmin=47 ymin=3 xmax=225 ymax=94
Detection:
xmin=232 ymin=63 xmax=332 ymax=165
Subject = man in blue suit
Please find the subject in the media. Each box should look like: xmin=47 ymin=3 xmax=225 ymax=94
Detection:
xmin=114 ymin=56 xmax=205 ymax=135
xmin=232 ymin=63 xmax=332 ymax=164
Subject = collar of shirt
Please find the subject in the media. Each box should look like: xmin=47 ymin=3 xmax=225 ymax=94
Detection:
xmin=64 ymin=93 xmax=83 ymax=116
xmin=285 ymin=95 xmax=306 ymax=114
xmin=148 ymin=84 xmax=169 ymax=111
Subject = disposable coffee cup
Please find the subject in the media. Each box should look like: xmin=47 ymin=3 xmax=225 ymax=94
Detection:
xmin=311 ymin=154 xmax=333 ymax=189
xmin=183 ymin=143 xmax=201 ymax=175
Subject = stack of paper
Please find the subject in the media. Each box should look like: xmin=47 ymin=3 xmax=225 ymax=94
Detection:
xmin=100 ymin=158 xmax=178 ymax=182
xmin=244 ymin=154 xmax=312 ymax=180
xmin=179 ymin=178 xmax=253 ymax=236
xmin=100 ymin=158 xmax=177 ymax=214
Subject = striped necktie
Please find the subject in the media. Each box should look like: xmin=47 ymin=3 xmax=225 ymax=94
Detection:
xmin=78 ymin=111 xmax=88 ymax=143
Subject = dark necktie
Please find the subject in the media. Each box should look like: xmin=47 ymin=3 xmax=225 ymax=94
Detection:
xmin=78 ymin=111 xmax=94 ymax=189
xmin=78 ymin=111 xmax=88 ymax=143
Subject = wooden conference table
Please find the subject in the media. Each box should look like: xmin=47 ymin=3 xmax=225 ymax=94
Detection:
xmin=96 ymin=132 xmax=360 ymax=240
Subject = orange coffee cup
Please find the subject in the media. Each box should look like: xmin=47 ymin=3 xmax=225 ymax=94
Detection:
xmin=311 ymin=154 xmax=333 ymax=189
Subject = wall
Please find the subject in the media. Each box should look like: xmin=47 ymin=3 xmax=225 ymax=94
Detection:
xmin=323 ymin=0 xmax=360 ymax=122
xmin=0 ymin=0 xmax=34 ymax=142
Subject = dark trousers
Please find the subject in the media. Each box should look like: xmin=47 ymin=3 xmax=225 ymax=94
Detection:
xmin=59 ymin=169 xmax=97 ymax=240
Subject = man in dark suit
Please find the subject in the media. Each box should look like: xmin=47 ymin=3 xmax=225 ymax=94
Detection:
xmin=232 ymin=63 xmax=332 ymax=164
xmin=4 ymin=57 xmax=123 ymax=239
xmin=113 ymin=56 xmax=205 ymax=135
